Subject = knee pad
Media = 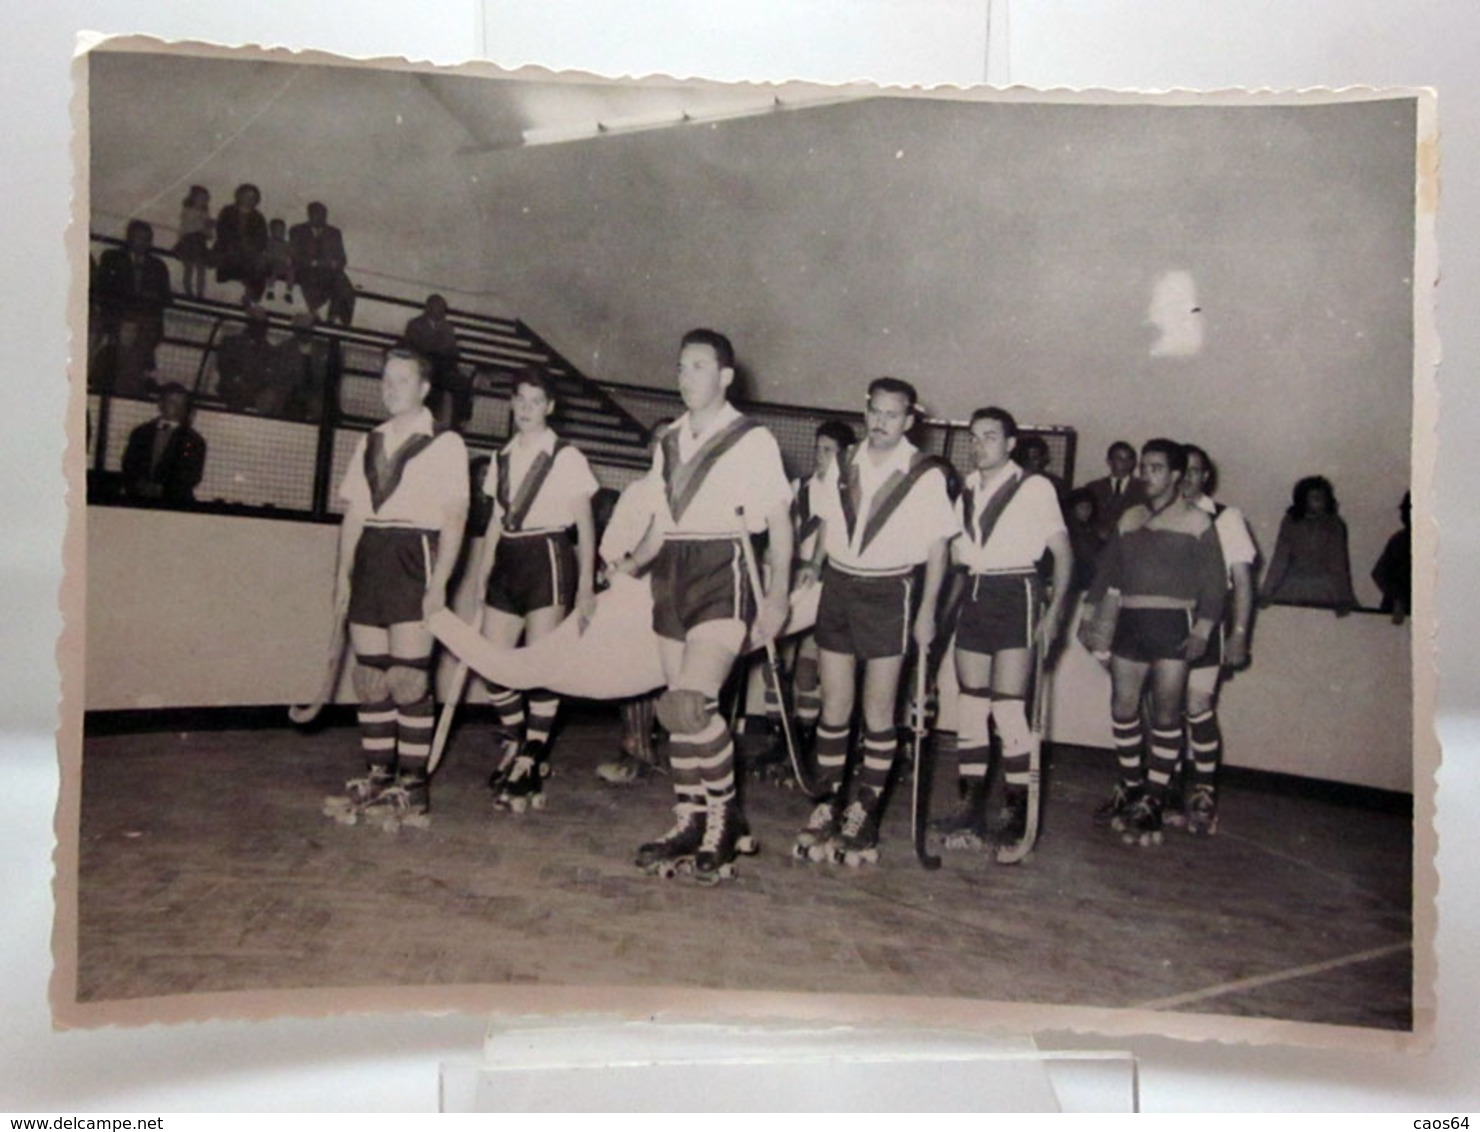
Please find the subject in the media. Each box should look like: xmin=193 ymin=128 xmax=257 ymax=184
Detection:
xmin=656 ymin=688 xmax=715 ymax=735
xmin=994 ymin=697 xmax=1032 ymax=755
xmin=351 ymin=654 xmax=392 ymax=702
xmin=385 ymin=662 xmax=430 ymax=705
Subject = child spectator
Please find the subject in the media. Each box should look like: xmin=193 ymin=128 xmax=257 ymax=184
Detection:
xmin=214 ymin=183 xmax=269 ymax=305
xmin=1371 ymin=491 xmax=1412 ymax=624
xmin=173 ymin=185 xmax=213 ymax=298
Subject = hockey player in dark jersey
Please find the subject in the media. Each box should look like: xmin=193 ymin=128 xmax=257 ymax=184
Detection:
xmin=1079 ymin=437 xmax=1226 ymax=845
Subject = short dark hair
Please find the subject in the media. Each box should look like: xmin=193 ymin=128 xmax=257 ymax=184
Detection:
xmin=158 ymin=381 xmax=190 ymax=402
xmin=1107 ymin=440 xmax=1136 ymax=462
xmin=125 ymin=219 xmax=154 ymax=243
xmin=1066 ymin=486 xmax=1098 ymax=516
xmin=680 ymin=328 xmax=735 ymax=371
xmin=1140 ymin=437 xmax=1187 ymax=474
xmin=512 ymin=364 xmax=558 ymax=404
xmin=815 ymin=419 xmax=858 ymax=449
xmin=1182 ymin=443 xmax=1219 ymax=496
xmin=234 ymin=183 xmax=261 ymax=205
xmin=969 ymin=405 xmax=1019 ymax=439
xmin=867 ymin=377 xmax=919 ymax=412
xmin=308 ymin=200 xmax=328 ymax=217
xmin=384 ymin=344 xmax=433 ymax=385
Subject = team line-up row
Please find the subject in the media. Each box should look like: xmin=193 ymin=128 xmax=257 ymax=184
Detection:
xmin=317 ymin=328 xmax=1253 ymax=879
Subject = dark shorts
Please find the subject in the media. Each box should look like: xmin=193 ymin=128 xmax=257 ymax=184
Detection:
xmin=1112 ymin=606 xmax=1192 ymax=664
xmin=956 ymin=573 xmax=1039 ymax=655
xmin=814 ymin=564 xmax=915 ymax=660
xmin=349 ymin=527 xmax=437 ymax=628
xmin=486 ymin=530 xmax=577 ymax=616
xmin=651 ymin=537 xmax=752 ymax=642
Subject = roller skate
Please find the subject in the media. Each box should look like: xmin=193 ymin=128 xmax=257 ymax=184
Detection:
xmin=932 ymin=777 xmax=989 ymax=851
xmin=1184 ymin=784 xmax=1219 ymax=837
xmin=1095 ymin=783 xmax=1138 ymax=829
xmin=493 ymin=741 xmax=549 ymax=813
xmin=693 ymin=798 xmax=760 ymax=883
xmin=747 ymin=722 xmax=798 ymax=788
xmin=1119 ymin=792 xmax=1164 ymax=846
xmin=321 ymin=765 xmax=394 ymax=825
xmin=832 ymin=799 xmax=881 ymax=868
xmin=486 ymin=732 xmax=523 ymax=793
xmin=636 ymin=805 xmax=706 ymax=879
xmin=792 ymin=796 xmax=841 ymax=862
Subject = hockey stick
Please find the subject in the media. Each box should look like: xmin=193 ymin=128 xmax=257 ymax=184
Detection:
xmin=735 ymin=507 xmax=820 ymax=797
xmin=428 ymin=605 xmax=481 ymax=776
xmin=289 ymin=604 xmax=349 ymax=725
xmin=911 ymin=652 xmax=942 ymax=870
xmin=996 ymin=639 xmax=1049 ymax=865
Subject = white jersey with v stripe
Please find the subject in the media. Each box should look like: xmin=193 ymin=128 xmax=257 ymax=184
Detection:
xmin=953 ymin=463 xmax=1065 ymax=573
xmin=651 ymin=402 xmax=791 ymax=536
xmin=813 ymin=438 xmax=958 ymax=572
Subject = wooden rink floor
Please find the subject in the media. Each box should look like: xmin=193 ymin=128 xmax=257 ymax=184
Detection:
xmin=75 ymin=712 xmax=1413 ymax=1031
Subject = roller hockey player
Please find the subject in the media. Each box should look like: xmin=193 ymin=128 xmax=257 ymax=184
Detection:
xmin=322 ymin=347 xmax=468 ymax=830
xmin=794 ymin=377 xmax=957 ymax=867
xmin=1079 ymin=438 xmax=1226 ymax=846
xmin=610 ymin=329 xmax=793 ymax=882
xmin=935 ymin=407 xmax=1072 ymax=859
xmin=475 ymin=367 xmax=599 ymax=813
xmin=1172 ymin=444 xmax=1255 ymax=835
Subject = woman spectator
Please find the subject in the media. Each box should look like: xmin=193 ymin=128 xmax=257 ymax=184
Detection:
xmin=1260 ymin=475 xmax=1357 ymax=615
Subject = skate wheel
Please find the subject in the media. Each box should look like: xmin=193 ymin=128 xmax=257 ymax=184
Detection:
xmin=736 ymin=835 xmax=759 ymax=856
xmin=402 ymin=813 xmax=431 ymax=830
xmin=530 ymin=794 xmax=547 ymax=811
xmin=332 ymin=811 xmax=359 ymax=826
xmin=792 ymin=843 xmax=810 ymax=861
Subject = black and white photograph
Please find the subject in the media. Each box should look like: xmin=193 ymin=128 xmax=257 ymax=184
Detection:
xmin=60 ymin=37 xmax=1434 ymax=1048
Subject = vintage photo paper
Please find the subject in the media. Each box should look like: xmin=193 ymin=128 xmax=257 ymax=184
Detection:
xmin=58 ymin=36 xmax=1438 ymax=1050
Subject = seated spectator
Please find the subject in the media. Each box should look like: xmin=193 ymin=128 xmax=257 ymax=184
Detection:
xmin=290 ymin=202 xmax=354 ymax=326
xmin=93 ymin=219 xmax=173 ymax=395
xmin=264 ymin=217 xmax=295 ymax=303
xmin=1260 ymin=475 xmax=1358 ymax=615
xmin=213 ymin=183 xmax=269 ymax=304
xmin=1371 ymin=491 xmax=1412 ymax=624
xmin=214 ymin=308 xmax=276 ymax=411
xmin=271 ymin=312 xmax=331 ymax=422
xmin=404 ymin=295 xmax=467 ymax=428
xmin=121 ymin=383 xmax=207 ymax=503
xmin=173 ymin=185 xmax=214 ymax=298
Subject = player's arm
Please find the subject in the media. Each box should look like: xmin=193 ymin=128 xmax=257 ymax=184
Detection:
xmin=424 ymin=495 xmax=468 ymax=619
xmin=1225 ymin=561 xmax=1254 ymax=667
xmin=755 ymin=500 xmax=794 ymax=644
xmin=912 ymin=535 xmax=949 ymax=654
xmin=795 ymin=518 xmax=828 ymax=588
xmin=1183 ymin=526 xmax=1228 ymax=659
xmin=1038 ymin=528 xmax=1074 ymax=651
xmin=572 ymin=492 xmax=598 ymax=629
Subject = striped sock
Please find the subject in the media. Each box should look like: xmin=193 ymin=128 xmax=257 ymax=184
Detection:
xmin=814 ymin=722 xmax=850 ymax=797
xmin=487 ymin=684 xmax=525 ymax=740
xmin=1112 ymin=713 xmax=1145 ymax=791
xmin=1186 ymin=709 xmax=1222 ymax=788
xmin=527 ymin=690 xmax=559 ymax=746
xmin=357 ymin=698 xmax=397 ymax=777
xmin=857 ymin=727 xmax=898 ymax=807
xmin=1147 ymin=726 xmax=1183 ymax=800
xmin=956 ymin=690 xmax=993 ymax=787
xmin=794 ymin=655 xmax=821 ymax=725
xmin=996 ymin=696 xmax=1032 ymax=791
xmin=396 ymin=695 xmax=435 ymax=781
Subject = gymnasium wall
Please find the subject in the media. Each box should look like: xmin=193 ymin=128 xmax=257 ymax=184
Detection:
xmin=86 ymin=506 xmax=1413 ymax=793
xmin=89 ymin=57 xmax=1418 ymax=608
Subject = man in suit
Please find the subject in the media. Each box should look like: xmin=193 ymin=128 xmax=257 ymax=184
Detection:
xmin=289 ymin=202 xmax=355 ymax=326
xmin=94 ymin=219 xmax=173 ymax=395
xmin=1082 ymin=440 xmax=1148 ymax=542
xmin=121 ymin=383 xmax=207 ymax=504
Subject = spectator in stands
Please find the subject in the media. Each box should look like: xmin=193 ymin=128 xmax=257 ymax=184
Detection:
xmin=1014 ymin=434 xmax=1067 ymax=500
xmin=1081 ymin=440 xmax=1148 ymax=542
xmin=272 ymin=312 xmax=331 ymax=422
xmin=213 ymin=183 xmax=269 ymax=305
xmin=214 ymin=307 xmax=276 ymax=412
xmin=121 ymin=382 xmax=207 ymax=504
xmin=173 ymin=185 xmax=214 ymax=298
xmin=1064 ymin=486 xmax=1104 ymax=596
xmin=1371 ymin=491 xmax=1413 ymax=624
xmin=94 ymin=219 xmax=174 ymax=395
xmin=290 ymin=202 xmax=354 ymax=326
xmin=264 ymin=217 xmax=295 ymax=303
xmin=1260 ymin=474 xmax=1358 ymax=615
xmin=404 ymin=294 xmax=466 ymax=429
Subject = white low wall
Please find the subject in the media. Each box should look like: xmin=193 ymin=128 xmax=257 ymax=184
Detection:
xmin=86 ymin=507 xmax=1413 ymax=792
